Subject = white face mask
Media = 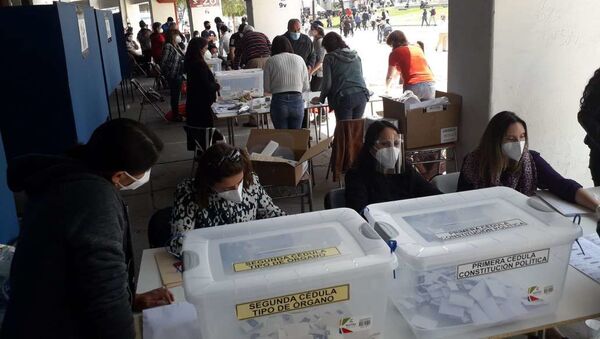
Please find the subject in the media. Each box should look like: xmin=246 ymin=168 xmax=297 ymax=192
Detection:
xmin=175 ymin=36 xmax=182 ymax=44
xmin=118 ymin=169 xmax=151 ymax=191
xmin=375 ymin=147 xmax=401 ymax=171
xmin=217 ymin=181 xmax=244 ymax=203
xmin=502 ymin=140 xmax=526 ymax=161
xmin=289 ymin=32 xmax=301 ymax=40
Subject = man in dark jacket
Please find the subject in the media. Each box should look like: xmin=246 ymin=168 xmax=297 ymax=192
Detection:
xmin=283 ymin=18 xmax=316 ymax=73
xmin=1 ymin=119 xmax=172 ymax=339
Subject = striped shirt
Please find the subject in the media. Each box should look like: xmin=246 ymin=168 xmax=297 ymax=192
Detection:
xmin=264 ymin=53 xmax=310 ymax=94
xmin=233 ymin=31 xmax=271 ymax=69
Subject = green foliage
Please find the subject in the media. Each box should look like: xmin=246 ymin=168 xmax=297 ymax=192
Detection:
xmin=222 ymin=0 xmax=246 ymax=17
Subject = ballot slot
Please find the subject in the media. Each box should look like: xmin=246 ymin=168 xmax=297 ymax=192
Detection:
xmin=365 ymin=186 xmax=582 ymax=339
xmin=182 ymin=208 xmax=397 ymax=339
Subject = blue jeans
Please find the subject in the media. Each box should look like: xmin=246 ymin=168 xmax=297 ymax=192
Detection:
xmin=404 ymin=81 xmax=436 ymax=100
xmin=334 ymin=92 xmax=367 ymax=121
xmin=270 ymin=93 xmax=304 ymax=129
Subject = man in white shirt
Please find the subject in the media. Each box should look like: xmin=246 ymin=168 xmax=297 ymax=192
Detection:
xmin=219 ymin=25 xmax=231 ymax=59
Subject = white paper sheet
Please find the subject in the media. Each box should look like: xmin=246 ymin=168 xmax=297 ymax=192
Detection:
xmin=143 ymin=302 xmax=201 ymax=339
xmin=570 ymin=234 xmax=600 ymax=284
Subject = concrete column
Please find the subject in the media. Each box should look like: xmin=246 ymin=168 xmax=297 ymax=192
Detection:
xmin=448 ymin=0 xmax=600 ymax=185
xmin=246 ymin=0 xmax=302 ymax=41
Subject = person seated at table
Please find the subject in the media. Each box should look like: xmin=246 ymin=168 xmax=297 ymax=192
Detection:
xmin=169 ymin=143 xmax=285 ymax=256
xmin=345 ymin=120 xmax=441 ymax=214
xmin=264 ymin=35 xmax=310 ymax=129
xmin=1 ymin=119 xmax=173 ymax=339
xmin=184 ymin=37 xmax=220 ymax=128
xmin=458 ymin=111 xmax=600 ymax=212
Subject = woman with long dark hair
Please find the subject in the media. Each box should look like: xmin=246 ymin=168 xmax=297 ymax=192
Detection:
xmin=169 ymin=143 xmax=285 ymax=256
xmin=315 ymin=32 xmax=369 ymax=121
xmin=160 ymin=29 xmax=185 ymax=121
xmin=2 ymin=119 xmax=172 ymax=338
xmin=345 ymin=120 xmax=440 ymax=214
xmin=459 ymin=111 xmax=600 ymax=210
xmin=184 ymin=37 xmax=220 ymax=127
xmin=578 ymin=67 xmax=600 ymax=186
xmin=263 ymin=35 xmax=309 ymax=129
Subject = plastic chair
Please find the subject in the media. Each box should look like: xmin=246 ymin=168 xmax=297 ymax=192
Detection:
xmin=130 ymin=78 xmax=168 ymax=121
xmin=183 ymin=126 xmax=225 ymax=176
xmin=324 ymin=188 xmax=346 ymax=209
xmin=430 ymin=172 xmax=460 ymax=193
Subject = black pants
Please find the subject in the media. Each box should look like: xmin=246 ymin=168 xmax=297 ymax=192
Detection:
xmin=168 ymin=76 xmax=183 ymax=116
xmin=310 ymin=76 xmax=323 ymax=92
xmin=590 ymin=149 xmax=600 ymax=186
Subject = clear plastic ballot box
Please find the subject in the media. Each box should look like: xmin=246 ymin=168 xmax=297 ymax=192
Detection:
xmin=364 ymin=186 xmax=582 ymax=338
xmin=206 ymin=58 xmax=222 ymax=73
xmin=182 ymin=208 xmax=397 ymax=339
xmin=215 ymin=69 xmax=264 ymax=100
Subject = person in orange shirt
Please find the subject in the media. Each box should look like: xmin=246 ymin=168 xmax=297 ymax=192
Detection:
xmin=385 ymin=30 xmax=436 ymax=100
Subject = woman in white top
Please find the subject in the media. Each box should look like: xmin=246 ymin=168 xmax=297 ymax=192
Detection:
xmin=263 ymin=35 xmax=310 ymax=129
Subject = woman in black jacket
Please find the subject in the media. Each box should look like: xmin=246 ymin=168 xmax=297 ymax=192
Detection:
xmin=345 ymin=120 xmax=441 ymax=214
xmin=2 ymin=119 xmax=172 ymax=339
xmin=184 ymin=37 xmax=221 ymax=127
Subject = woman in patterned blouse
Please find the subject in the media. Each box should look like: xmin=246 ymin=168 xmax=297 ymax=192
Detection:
xmin=169 ymin=143 xmax=285 ymax=256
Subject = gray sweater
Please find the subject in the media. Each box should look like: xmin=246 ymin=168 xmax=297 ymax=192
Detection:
xmin=264 ymin=53 xmax=310 ymax=94
xmin=319 ymin=48 xmax=368 ymax=109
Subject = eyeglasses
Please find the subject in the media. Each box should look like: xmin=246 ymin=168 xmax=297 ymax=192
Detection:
xmin=212 ymin=148 xmax=241 ymax=168
xmin=375 ymin=139 xmax=401 ymax=148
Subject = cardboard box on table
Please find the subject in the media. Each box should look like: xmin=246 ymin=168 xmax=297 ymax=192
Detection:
xmin=246 ymin=129 xmax=331 ymax=186
xmin=382 ymin=91 xmax=462 ymax=149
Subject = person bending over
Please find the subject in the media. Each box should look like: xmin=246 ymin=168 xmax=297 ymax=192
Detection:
xmin=2 ymin=119 xmax=172 ymax=339
xmin=459 ymin=111 xmax=600 ymax=212
xmin=169 ymin=143 xmax=285 ymax=256
xmin=345 ymin=120 xmax=441 ymax=215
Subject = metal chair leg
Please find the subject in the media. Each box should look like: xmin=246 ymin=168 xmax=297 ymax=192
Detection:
xmin=307 ymin=177 xmax=314 ymax=212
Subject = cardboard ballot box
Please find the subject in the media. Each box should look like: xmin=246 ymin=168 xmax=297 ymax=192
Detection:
xmin=381 ymin=91 xmax=461 ymax=149
xmin=246 ymin=129 xmax=331 ymax=187
xmin=364 ymin=187 xmax=581 ymax=338
xmin=182 ymin=208 xmax=397 ymax=339
xmin=215 ymin=69 xmax=264 ymax=100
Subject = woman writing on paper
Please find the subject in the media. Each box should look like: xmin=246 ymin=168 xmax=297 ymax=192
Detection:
xmin=169 ymin=143 xmax=285 ymax=256
xmin=458 ymin=111 xmax=600 ymax=212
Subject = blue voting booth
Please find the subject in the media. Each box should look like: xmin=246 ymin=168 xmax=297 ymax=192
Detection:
xmin=0 ymin=2 xmax=109 ymax=160
xmin=113 ymin=13 xmax=131 ymax=79
xmin=95 ymin=9 xmax=122 ymax=94
xmin=0 ymin=134 xmax=18 ymax=244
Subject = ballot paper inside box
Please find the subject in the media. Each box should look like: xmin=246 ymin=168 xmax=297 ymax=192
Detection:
xmin=364 ymin=187 xmax=582 ymax=339
xmin=181 ymin=208 xmax=397 ymax=339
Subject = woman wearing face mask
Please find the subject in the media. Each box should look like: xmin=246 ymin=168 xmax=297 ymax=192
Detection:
xmin=2 ymin=119 xmax=173 ymax=339
xmin=345 ymin=120 xmax=441 ymax=215
xmin=160 ymin=29 xmax=186 ymax=122
xmin=169 ymin=143 xmax=285 ymax=256
xmin=458 ymin=111 xmax=600 ymax=211
xmin=184 ymin=37 xmax=220 ymax=128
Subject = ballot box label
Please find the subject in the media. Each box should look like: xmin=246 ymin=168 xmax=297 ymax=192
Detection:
xmin=456 ymin=249 xmax=550 ymax=279
xmin=233 ymin=246 xmax=341 ymax=272
xmin=235 ymin=284 xmax=350 ymax=320
xmin=339 ymin=315 xmax=373 ymax=334
xmin=435 ymin=218 xmax=527 ymax=241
